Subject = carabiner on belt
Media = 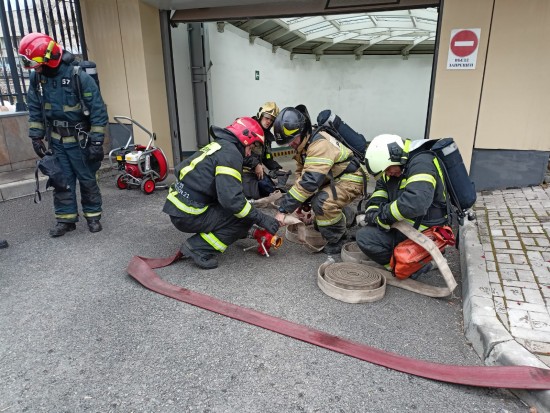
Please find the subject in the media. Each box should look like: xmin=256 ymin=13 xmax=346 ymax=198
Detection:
xmin=75 ymin=123 xmax=89 ymax=149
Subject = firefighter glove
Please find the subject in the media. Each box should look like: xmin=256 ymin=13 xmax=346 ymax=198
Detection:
xmin=31 ymin=138 xmax=47 ymax=158
xmin=365 ymin=209 xmax=379 ymax=226
xmin=88 ymin=141 xmax=104 ymax=163
xmin=356 ymin=214 xmax=367 ymax=227
xmin=255 ymin=212 xmax=280 ymax=235
xmin=375 ymin=210 xmax=391 ymax=232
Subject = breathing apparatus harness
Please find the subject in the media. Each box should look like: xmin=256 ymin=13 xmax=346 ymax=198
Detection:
xmin=310 ymin=122 xmax=367 ymax=206
xmin=32 ymin=52 xmax=94 ymax=203
xmin=309 ymin=111 xmax=369 ymax=207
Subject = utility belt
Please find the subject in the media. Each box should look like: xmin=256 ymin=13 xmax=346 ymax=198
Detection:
xmin=48 ymin=120 xmax=90 ymax=146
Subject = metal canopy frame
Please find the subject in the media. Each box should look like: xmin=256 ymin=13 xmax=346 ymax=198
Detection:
xmin=223 ymin=8 xmax=438 ymax=59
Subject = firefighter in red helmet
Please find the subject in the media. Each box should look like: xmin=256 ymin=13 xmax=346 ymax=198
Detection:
xmin=163 ymin=117 xmax=280 ymax=269
xmin=18 ymin=33 xmax=108 ymax=237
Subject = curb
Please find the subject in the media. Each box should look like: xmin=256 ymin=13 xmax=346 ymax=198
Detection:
xmin=0 ymin=175 xmax=47 ymax=202
xmin=0 ymin=163 xmax=118 ymax=203
xmin=460 ymin=219 xmax=550 ymax=412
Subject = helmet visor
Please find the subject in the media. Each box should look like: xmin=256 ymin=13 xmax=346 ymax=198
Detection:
xmin=19 ymin=54 xmax=42 ymax=69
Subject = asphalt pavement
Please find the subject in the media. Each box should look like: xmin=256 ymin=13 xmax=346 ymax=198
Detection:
xmin=0 ymin=170 xmax=531 ymax=412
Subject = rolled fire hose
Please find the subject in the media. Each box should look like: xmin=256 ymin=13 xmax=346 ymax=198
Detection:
xmin=253 ymin=195 xmax=327 ymax=252
xmin=127 ymin=253 xmax=550 ymax=389
xmin=250 ymin=190 xmax=328 ymax=252
xmin=284 ymin=214 xmax=327 ymax=253
xmin=317 ymin=260 xmax=387 ymax=303
xmin=332 ymin=221 xmax=458 ymax=299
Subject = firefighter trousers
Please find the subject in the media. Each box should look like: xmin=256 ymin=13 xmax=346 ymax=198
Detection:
xmin=355 ymin=226 xmax=408 ymax=266
xmin=169 ymin=203 xmax=253 ymax=257
xmin=51 ymin=139 xmax=102 ymax=223
xmin=311 ymin=175 xmax=364 ymax=244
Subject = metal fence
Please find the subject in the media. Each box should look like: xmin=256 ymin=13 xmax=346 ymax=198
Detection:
xmin=0 ymin=0 xmax=86 ymax=110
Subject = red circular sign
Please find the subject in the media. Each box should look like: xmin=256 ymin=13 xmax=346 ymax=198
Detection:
xmin=450 ymin=30 xmax=479 ymax=57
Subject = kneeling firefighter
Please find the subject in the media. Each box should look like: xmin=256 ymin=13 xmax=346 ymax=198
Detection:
xmin=355 ymin=134 xmax=448 ymax=278
xmin=242 ymin=101 xmax=284 ymax=199
xmin=163 ymin=117 xmax=280 ymax=269
xmin=273 ymin=106 xmax=365 ymax=255
xmin=19 ymin=32 xmax=108 ymax=237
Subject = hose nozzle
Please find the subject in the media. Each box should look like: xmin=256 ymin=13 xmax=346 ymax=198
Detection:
xmin=244 ymin=225 xmax=283 ymax=256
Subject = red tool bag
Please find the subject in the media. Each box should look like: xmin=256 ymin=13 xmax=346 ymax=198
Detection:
xmin=390 ymin=225 xmax=456 ymax=279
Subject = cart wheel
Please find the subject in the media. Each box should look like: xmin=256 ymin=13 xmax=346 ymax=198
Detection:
xmin=141 ymin=179 xmax=156 ymax=194
xmin=116 ymin=174 xmax=128 ymax=190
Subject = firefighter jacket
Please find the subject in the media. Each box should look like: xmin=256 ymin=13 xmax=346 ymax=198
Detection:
xmin=366 ymin=148 xmax=448 ymax=231
xmin=163 ymin=127 xmax=261 ymax=222
xmin=278 ymin=129 xmax=364 ymax=214
xmin=242 ymin=116 xmax=281 ymax=173
xmin=27 ymin=51 xmax=107 ymax=144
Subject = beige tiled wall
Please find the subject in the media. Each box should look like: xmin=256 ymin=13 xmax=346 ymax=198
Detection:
xmin=81 ymin=0 xmax=172 ymax=166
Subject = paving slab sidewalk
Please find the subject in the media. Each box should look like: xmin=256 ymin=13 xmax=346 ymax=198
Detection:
xmin=461 ymin=185 xmax=550 ymax=412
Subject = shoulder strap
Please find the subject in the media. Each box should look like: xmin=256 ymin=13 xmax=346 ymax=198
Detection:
xmin=407 ymin=149 xmax=464 ymax=228
xmin=30 ymin=70 xmax=36 ymax=88
xmin=317 ymin=130 xmax=334 ymax=142
xmin=34 ymin=160 xmax=42 ymax=204
xmin=73 ymin=65 xmax=90 ymax=116
xmin=316 ymin=124 xmax=365 ymax=161
xmin=29 ymin=71 xmax=51 ymax=146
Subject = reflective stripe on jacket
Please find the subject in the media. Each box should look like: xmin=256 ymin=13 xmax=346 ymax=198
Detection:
xmin=279 ymin=130 xmax=362 ymax=213
xmin=27 ymin=52 xmax=107 ymax=141
xmin=367 ymin=151 xmax=448 ymax=230
xmin=163 ymin=129 xmax=255 ymax=220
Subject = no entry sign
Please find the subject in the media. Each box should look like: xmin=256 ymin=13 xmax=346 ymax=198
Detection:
xmin=447 ymin=28 xmax=481 ymax=70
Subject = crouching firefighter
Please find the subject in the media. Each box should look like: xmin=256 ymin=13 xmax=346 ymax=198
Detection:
xmin=19 ymin=33 xmax=108 ymax=237
xmin=163 ymin=117 xmax=280 ymax=270
xmin=355 ymin=134 xmax=448 ymax=279
xmin=273 ymin=106 xmax=365 ymax=255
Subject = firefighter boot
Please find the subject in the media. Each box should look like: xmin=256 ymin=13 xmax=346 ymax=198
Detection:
xmin=180 ymin=243 xmax=218 ymax=270
xmin=323 ymin=232 xmax=349 ymax=255
xmin=410 ymin=261 xmax=435 ymax=280
xmin=87 ymin=219 xmax=103 ymax=233
xmin=49 ymin=222 xmax=76 ymax=238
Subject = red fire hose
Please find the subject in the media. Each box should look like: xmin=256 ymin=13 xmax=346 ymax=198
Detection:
xmin=127 ymin=253 xmax=550 ymax=390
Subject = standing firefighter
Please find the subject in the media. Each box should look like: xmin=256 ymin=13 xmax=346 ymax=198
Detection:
xmin=19 ymin=33 xmax=108 ymax=237
xmin=163 ymin=117 xmax=280 ymax=270
xmin=273 ymin=106 xmax=365 ymax=255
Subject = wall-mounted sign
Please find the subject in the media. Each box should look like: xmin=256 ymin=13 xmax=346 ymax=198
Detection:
xmin=255 ymin=70 xmax=260 ymax=80
xmin=447 ymin=29 xmax=481 ymax=70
